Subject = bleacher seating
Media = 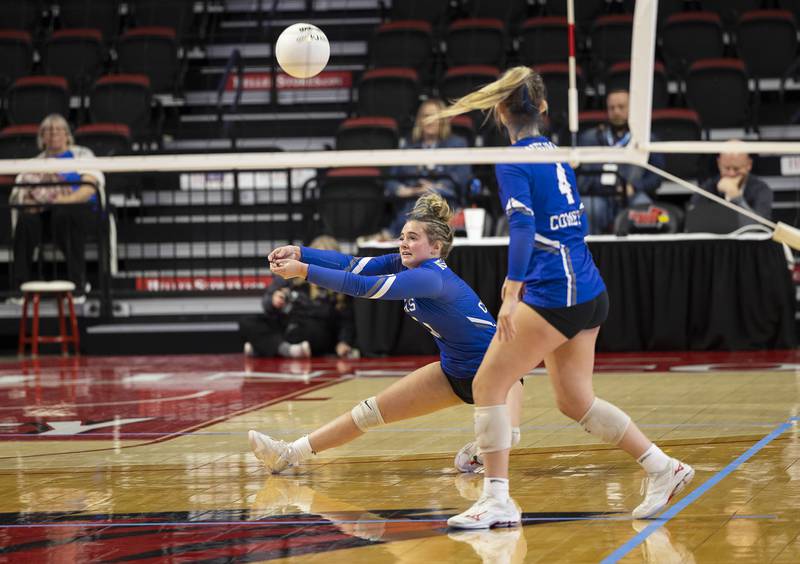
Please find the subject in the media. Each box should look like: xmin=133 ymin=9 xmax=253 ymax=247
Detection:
xmin=0 ymin=0 xmax=797 ymax=302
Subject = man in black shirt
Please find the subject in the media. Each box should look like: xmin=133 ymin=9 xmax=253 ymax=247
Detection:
xmin=690 ymin=140 xmax=773 ymax=225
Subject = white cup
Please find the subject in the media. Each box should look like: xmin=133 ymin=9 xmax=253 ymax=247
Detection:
xmin=464 ymin=207 xmax=486 ymax=240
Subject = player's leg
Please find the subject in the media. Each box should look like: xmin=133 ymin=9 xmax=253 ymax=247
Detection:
xmin=455 ymin=380 xmax=524 ymax=474
xmin=449 ymin=305 xmax=567 ymax=529
xmin=249 ymin=361 xmax=462 ymax=472
xmin=546 ymin=327 xmax=694 ymax=519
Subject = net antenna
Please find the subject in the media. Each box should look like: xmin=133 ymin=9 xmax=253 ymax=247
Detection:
xmin=566 ymin=0 xmax=579 ymax=147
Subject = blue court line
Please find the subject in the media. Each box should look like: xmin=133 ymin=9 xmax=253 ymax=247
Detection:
xmin=601 ymin=416 xmax=798 ymax=564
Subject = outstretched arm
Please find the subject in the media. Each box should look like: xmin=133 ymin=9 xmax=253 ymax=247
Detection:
xmin=269 ymin=245 xmax=402 ymax=275
xmin=271 ymin=260 xmax=442 ymax=300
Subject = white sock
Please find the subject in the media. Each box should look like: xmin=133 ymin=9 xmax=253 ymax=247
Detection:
xmin=637 ymin=443 xmax=670 ymax=474
xmin=511 ymin=427 xmax=521 ymax=447
xmin=483 ymin=477 xmax=509 ymax=502
xmin=287 ymin=436 xmax=314 ymax=464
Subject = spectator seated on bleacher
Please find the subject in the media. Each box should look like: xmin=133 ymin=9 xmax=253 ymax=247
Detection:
xmin=382 ymin=98 xmax=472 ymax=238
xmin=8 ymin=114 xmax=105 ymax=302
xmin=686 ymin=140 xmax=773 ymax=232
xmin=576 ymin=89 xmax=665 ymax=234
xmin=240 ymin=236 xmax=356 ymax=359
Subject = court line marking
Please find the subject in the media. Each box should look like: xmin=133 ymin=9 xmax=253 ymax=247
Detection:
xmin=0 ymin=513 xmax=779 ymax=530
xmin=0 ymin=377 xmax=348 ymax=460
xmin=601 ymin=416 xmax=799 ymax=564
xmin=0 ymin=420 xmax=787 ymax=438
xmin=0 ymin=391 xmax=213 ymax=411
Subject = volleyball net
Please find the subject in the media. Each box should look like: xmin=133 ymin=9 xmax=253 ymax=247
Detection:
xmin=0 ymin=0 xmax=799 ymax=253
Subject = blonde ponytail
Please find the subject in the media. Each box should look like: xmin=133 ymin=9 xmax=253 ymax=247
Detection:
xmin=428 ymin=66 xmax=547 ymax=129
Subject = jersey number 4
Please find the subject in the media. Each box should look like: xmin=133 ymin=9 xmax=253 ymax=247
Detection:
xmin=556 ymin=163 xmax=575 ymax=204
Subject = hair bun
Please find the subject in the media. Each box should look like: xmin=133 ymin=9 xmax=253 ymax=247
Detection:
xmin=411 ymin=192 xmax=453 ymax=223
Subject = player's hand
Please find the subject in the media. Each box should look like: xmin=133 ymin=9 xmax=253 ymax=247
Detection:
xmin=271 ymin=259 xmax=308 ymax=280
xmin=500 ymin=278 xmax=524 ymax=301
xmin=717 ymin=176 xmax=744 ymax=200
xmin=268 ymin=245 xmax=301 ymax=263
xmin=496 ymin=294 xmax=519 ymax=342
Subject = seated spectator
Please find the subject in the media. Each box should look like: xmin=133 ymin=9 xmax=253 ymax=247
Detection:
xmin=576 ymin=89 xmax=665 ymax=234
xmin=8 ymin=114 xmax=104 ymax=301
xmin=384 ymin=98 xmax=471 ymax=236
xmin=688 ymin=140 xmax=773 ymax=224
xmin=239 ymin=235 xmax=356 ymax=358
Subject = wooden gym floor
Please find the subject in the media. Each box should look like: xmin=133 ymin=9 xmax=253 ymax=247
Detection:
xmin=0 ymin=350 xmax=798 ymax=562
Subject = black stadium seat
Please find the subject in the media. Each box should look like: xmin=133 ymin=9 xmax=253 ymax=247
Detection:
xmin=0 ymin=30 xmax=33 ymax=89
xmin=0 ymin=124 xmax=40 ymax=159
xmin=57 ymin=0 xmax=121 ymax=41
xmin=130 ymin=0 xmax=197 ymax=41
xmin=606 ymin=61 xmax=669 ymax=109
xmin=535 ymin=63 xmax=586 ymax=127
xmin=43 ymin=28 xmax=105 ymax=91
xmin=686 ymin=58 xmax=750 ymax=129
xmin=6 ymin=76 xmax=70 ymax=125
xmin=90 ymin=74 xmax=153 ymax=140
xmin=314 ymin=168 xmax=386 ymax=241
xmin=519 ymin=17 xmax=568 ymax=67
xmin=661 ymin=12 xmax=725 ymax=77
xmin=0 ymin=1 xmax=42 ymax=31
xmin=75 ymin=123 xmax=132 ymax=156
xmin=336 ymin=117 xmax=399 ymax=151
xmin=117 ymin=27 xmax=180 ymax=94
xmin=389 ymin=0 xmax=450 ymax=26
xmin=370 ymin=21 xmax=434 ymax=72
xmin=463 ymin=0 xmax=528 ymax=29
xmin=589 ymin=14 xmax=634 ymax=73
xmin=357 ymin=68 xmax=420 ymax=130
xmin=445 ymin=18 xmax=506 ymax=68
xmin=737 ymin=10 xmax=798 ymax=80
xmin=651 ymin=108 xmax=704 ymax=180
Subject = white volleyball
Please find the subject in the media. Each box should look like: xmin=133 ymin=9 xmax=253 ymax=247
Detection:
xmin=275 ymin=23 xmax=330 ymax=79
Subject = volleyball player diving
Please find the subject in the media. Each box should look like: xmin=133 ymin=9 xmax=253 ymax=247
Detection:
xmin=248 ymin=193 xmax=523 ymax=475
xmin=425 ymin=66 xmax=694 ymax=529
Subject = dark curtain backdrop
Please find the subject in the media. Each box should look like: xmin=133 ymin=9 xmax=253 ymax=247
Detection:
xmin=354 ymin=239 xmax=796 ymax=355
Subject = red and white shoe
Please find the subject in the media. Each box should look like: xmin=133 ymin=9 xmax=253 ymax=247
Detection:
xmin=447 ymin=495 xmax=521 ymax=529
xmin=632 ymin=458 xmax=694 ymax=519
xmin=454 ymin=441 xmax=484 ymax=474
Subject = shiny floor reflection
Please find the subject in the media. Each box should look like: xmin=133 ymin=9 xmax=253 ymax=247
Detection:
xmin=0 ymin=351 xmax=798 ymax=562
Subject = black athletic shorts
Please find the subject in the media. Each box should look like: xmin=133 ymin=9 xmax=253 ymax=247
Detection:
xmin=443 ymin=370 xmax=523 ymax=405
xmin=527 ymin=290 xmax=609 ymax=339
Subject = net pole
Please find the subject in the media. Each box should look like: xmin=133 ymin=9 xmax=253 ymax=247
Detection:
xmin=566 ymin=0 xmax=578 ymax=147
xmin=627 ymin=0 xmax=658 ymax=164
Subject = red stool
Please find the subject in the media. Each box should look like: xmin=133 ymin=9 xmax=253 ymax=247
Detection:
xmin=18 ymin=281 xmax=80 ymax=357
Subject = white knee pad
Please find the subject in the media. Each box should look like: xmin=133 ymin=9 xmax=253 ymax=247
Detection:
xmin=474 ymin=405 xmax=512 ymax=454
xmin=578 ymin=397 xmax=631 ymax=445
xmin=351 ymin=396 xmax=385 ymax=432
xmin=511 ymin=427 xmax=521 ymax=447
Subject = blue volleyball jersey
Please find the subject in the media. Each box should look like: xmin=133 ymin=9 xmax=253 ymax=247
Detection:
xmin=301 ymin=247 xmax=496 ymax=378
xmin=497 ymin=136 xmax=606 ymax=308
